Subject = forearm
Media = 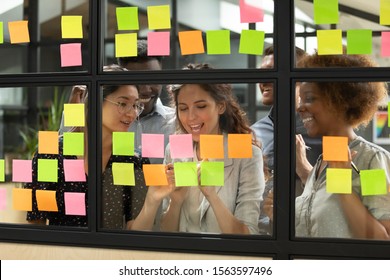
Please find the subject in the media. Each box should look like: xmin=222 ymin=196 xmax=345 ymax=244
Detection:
xmin=296 ymin=160 xmax=312 ymax=184
xmin=160 ymin=200 xmax=182 ymax=232
xmin=126 ymin=196 xmax=160 ymax=231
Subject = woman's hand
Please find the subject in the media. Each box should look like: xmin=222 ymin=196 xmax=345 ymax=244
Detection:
xmin=165 ymin=163 xmax=189 ymax=205
xmin=295 ymin=134 xmax=313 ymax=184
xmin=263 ymin=190 xmax=274 ymax=222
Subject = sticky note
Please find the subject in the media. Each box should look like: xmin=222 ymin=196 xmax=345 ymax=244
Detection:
xmin=63 ymin=159 xmax=86 ymax=182
xmin=142 ymin=134 xmax=164 ymax=158
xmin=12 ymin=188 xmax=32 ymax=211
xmin=381 ymin=32 xmax=390 ymax=57
xmin=178 ymin=30 xmax=205 ymax=55
xmin=173 ymin=162 xmax=198 ymax=187
xmin=317 ymin=29 xmax=342 ymax=55
xmin=380 ymin=0 xmax=390 ymax=25
xmin=347 ymin=29 xmax=372 ymax=55
xmin=326 ymin=168 xmax=352 ymax=194
xmin=0 ymin=22 xmax=3 ymax=44
xmin=113 ymin=132 xmax=135 ymax=156
xmin=61 ymin=16 xmax=83 ymax=38
xmin=8 ymin=21 xmax=30 ymax=44
xmin=63 ymin=132 xmax=84 ymax=156
xmin=38 ymin=131 xmax=59 ymax=154
xmin=115 ymin=33 xmax=137 ymax=57
xmin=239 ymin=30 xmax=265 ymax=55
xmin=112 ymin=162 xmax=135 ymax=186
xmin=143 ymin=164 xmax=168 ymax=186
xmin=360 ymin=169 xmax=388 ymax=196
xmin=200 ymin=135 xmax=224 ymax=159
xmin=313 ymin=0 xmax=339 ymax=24
xmin=147 ymin=5 xmax=171 ymax=30
xmin=64 ymin=192 xmax=86 ymax=216
xmin=0 ymin=188 xmax=6 ymax=210
xmin=116 ymin=7 xmax=139 ymax=30
xmin=169 ymin=134 xmax=193 ymax=158
xmin=0 ymin=159 xmax=4 ymax=182
xmin=228 ymin=134 xmax=252 ymax=158
xmin=322 ymin=136 xmax=348 ymax=162
xmin=12 ymin=160 xmax=32 ymax=183
xmin=60 ymin=43 xmax=82 ymax=67
xmin=36 ymin=190 xmax=58 ymax=212
xmin=37 ymin=159 xmax=58 ymax=182
xmin=239 ymin=0 xmax=264 ymax=23
xmin=64 ymin=104 xmax=85 ymax=127
xmin=200 ymin=161 xmax=224 ymax=186
xmin=147 ymin=31 xmax=170 ymax=56
xmin=206 ymin=30 xmax=231 ymax=55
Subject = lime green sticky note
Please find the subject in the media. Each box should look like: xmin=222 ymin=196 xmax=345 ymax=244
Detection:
xmin=115 ymin=33 xmax=137 ymax=57
xmin=61 ymin=16 xmax=83 ymax=39
xmin=314 ymin=0 xmax=339 ymax=24
xmin=147 ymin=5 xmax=171 ymax=30
xmin=380 ymin=0 xmax=390 ymax=25
xmin=206 ymin=30 xmax=231 ymax=55
xmin=37 ymin=159 xmax=58 ymax=182
xmin=64 ymin=104 xmax=85 ymax=127
xmin=200 ymin=161 xmax=224 ymax=186
xmin=63 ymin=132 xmax=84 ymax=156
xmin=326 ymin=168 xmax=352 ymax=194
xmin=113 ymin=132 xmax=134 ymax=156
xmin=360 ymin=169 xmax=388 ymax=196
xmin=112 ymin=162 xmax=135 ymax=186
xmin=347 ymin=29 xmax=372 ymax=55
xmin=0 ymin=22 xmax=3 ymax=44
xmin=0 ymin=159 xmax=4 ymax=181
xmin=116 ymin=7 xmax=139 ymax=30
xmin=239 ymin=30 xmax=265 ymax=55
xmin=317 ymin=30 xmax=342 ymax=55
xmin=174 ymin=162 xmax=198 ymax=187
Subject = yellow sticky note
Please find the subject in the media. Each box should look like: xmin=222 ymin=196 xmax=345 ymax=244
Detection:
xmin=12 ymin=188 xmax=32 ymax=211
xmin=143 ymin=164 xmax=168 ymax=186
xmin=200 ymin=135 xmax=224 ymax=159
xmin=64 ymin=104 xmax=85 ymax=127
xmin=317 ymin=29 xmax=343 ymax=55
xmin=147 ymin=5 xmax=171 ymax=30
xmin=112 ymin=162 xmax=135 ymax=186
xmin=380 ymin=0 xmax=390 ymax=25
xmin=178 ymin=30 xmax=205 ymax=55
xmin=61 ymin=16 xmax=83 ymax=39
xmin=326 ymin=168 xmax=352 ymax=194
xmin=115 ymin=33 xmax=137 ymax=57
xmin=36 ymin=190 xmax=58 ymax=212
xmin=0 ymin=159 xmax=4 ymax=182
xmin=228 ymin=134 xmax=252 ymax=158
xmin=38 ymin=131 xmax=59 ymax=154
xmin=323 ymin=136 xmax=348 ymax=162
xmin=8 ymin=21 xmax=30 ymax=44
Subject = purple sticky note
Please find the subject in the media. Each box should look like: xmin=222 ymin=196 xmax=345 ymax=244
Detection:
xmin=0 ymin=188 xmax=6 ymax=210
xmin=63 ymin=159 xmax=86 ymax=182
xmin=147 ymin=31 xmax=170 ymax=56
xmin=381 ymin=32 xmax=390 ymax=57
xmin=239 ymin=0 xmax=264 ymax=23
xmin=12 ymin=159 xmax=32 ymax=182
xmin=60 ymin=43 xmax=82 ymax=67
xmin=142 ymin=134 xmax=165 ymax=158
xmin=64 ymin=192 xmax=86 ymax=216
xmin=169 ymin=134 xmax=193 ymax=159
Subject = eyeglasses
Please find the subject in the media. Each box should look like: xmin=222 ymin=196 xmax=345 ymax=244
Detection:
xmin=104 ymin=98 xmax=144 ymax=116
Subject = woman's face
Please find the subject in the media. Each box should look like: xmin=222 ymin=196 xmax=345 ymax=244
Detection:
xmin=177 ymin=84 xmax=225 ymax=142
xmin=102 ymin=85 xmax=139 ymax=133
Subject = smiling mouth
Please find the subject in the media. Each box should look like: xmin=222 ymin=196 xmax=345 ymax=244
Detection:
xmin=121 ymin=120 xmax=132 ymax=126
xmin=189 ymin=124 xmax=203 ymax=133
xmin=139 ymin=95 xmax=156 ymax=103
xmin=302 ymin=117 xmax=313 ymax=124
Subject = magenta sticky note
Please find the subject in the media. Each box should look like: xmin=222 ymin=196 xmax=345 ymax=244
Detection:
xmin=64 ymin=192 xmax=86 ymax=216
xmin=147 ymin=31 xmax=170 ymax=56
xmin=60 ymin=43 xmax=82 ymax=67
xmin=239 ymin=0 xmax=264 ymax=23
xmin=381 ymin=32 xmax=390 ymax=57
xmin=12 ymin=159 xmax=32 ymax=183
xmin=142 ymin=134 xmax=165 ymax=158
xmin=169 ymin=134 xmax=193 ymax=159
xmin=63 ymin=159 xmax=86 ymax=182
xmin=0 ymin=188 xmax=6 ymax=210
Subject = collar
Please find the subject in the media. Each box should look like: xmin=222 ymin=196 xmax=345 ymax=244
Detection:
xmin=144 ymin=98 xmax=174 ymax=120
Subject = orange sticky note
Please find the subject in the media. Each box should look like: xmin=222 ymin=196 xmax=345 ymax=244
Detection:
xmin=12 ymin=188 xmax=32 ymax=211
xmin=36 ymin=190 xmax=58 ymax=212
xmin=228 ymin=134 xmax=252 ymax=158
xmin=143 ymin=164 xmax=168 ymax=186
xmin=322 ymin=136 xmax=348 ymax=162
xmin=200 ymin=135 xmax=224 ymax=159
xmin=38 ymin=131 xmax=59 ymax=154
xmin=178 ymin=30 xmax=205 ymax=55
xmin=8 ymin=21 xmax=30 ymax=44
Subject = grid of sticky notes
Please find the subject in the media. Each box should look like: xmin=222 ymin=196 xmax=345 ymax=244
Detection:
xmin=323 ymin=136 xmax=389 ymax=196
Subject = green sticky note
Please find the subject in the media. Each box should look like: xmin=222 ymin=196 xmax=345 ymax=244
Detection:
xmin=0 ymin=22 xmax=3 ymax=44
xmin=112 ymin=162 xmax=135 ymax=186
xmin=116 ymin=7 xmax=139 ymax=30
xmin=380 ymin=0 xmax=390 ymax=25
xmin=37 ymin=159 xmax=58 ymax=182
xmin=174 ymin=162 xmax=198 ymax=187
xmin=314 ymin=0 xmax=339 ymax=24
xmin=64 ymin=104 xmax=85 ymax=127
xmin=326 ymin=168 xmax=352 ymax=194
xmin=347 ymin=30 xmax=372 ymax=55
xmin=63 ymin=132 xmax=84 ymax=156
xmin=200 ymin=161 xmax=224 ymax=186
xmin=360 ymin=169 xmax=388 ymax=196
xmin=115 ymin=33 xmax=137 ymax=57
xmin=239 ymin=30 xmax=264 ymax=55
xmin=113 ymin=132 xmax=134 ymax=156
xmin=61 ymin=16 xmax=83 ymax=39
xmin=147 ymin=5 xmax=171 ymax=30
xmin=206 ymin=30 xmax=231 ymax=55
xmin=317 ymin=30 xmax=342 ymax=55
xmin=388 ymin=102 xmax=390 ymax=127
xmin=0 ymin=159 xmax=4 ymax=181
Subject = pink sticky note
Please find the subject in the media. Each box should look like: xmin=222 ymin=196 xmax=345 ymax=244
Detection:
xmin=381 ymin=32 xmax=390 ymax=57
xmin=147 ymin=31 xmax=170 ymax=56
xmin=64 ymin=192 xmax=86 ymax=216
xmin=142 ymin=134 xmax=165 ymax=158
xmin=240 ymin=0 xmax=264 ymax=23
xmin=60 ymin=43 xmax=82 ymax=67
xmin=0 ymin=188 xmax=6 ymax=210
xmin=12 ymin=160 xmax=32 ymax=183
xmin=169 ymin=134 xmax=193 ymax=159
xmin=63 ymin=159 xmax=86 ymax=182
